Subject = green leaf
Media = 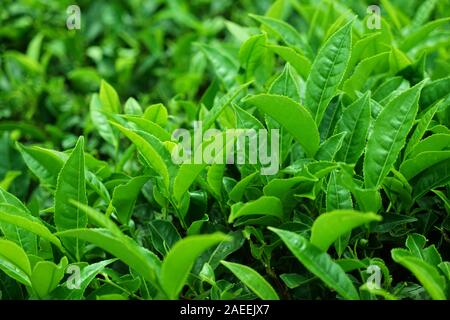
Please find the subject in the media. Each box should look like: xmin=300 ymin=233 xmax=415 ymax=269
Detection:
xmin=305 ymin=20 xmax=353 ymax=125
xmin=205 ymin=231 xmax=245 ymax=270
xmin=148 ymin=220 xmax=181 ymax=256
xmin=160 ymin=233 xmax=229 ymax=299
xmin=206 ymin=164 xmax=225 ymax=199
xmin=120 ymin=115 xmax=171 ymax=141
xmin=124 ymin=97 xmax=142 ymax=115
xmin=0 ymin=190 xmax=38 ymax=255
xmin=90 ymin=93 xmax=118 ymax=149
xmin=400 ymin=151 xmax=450 ymax=180
xmin=0 ymin=205 xmax=63 ymax=251
xmin=315 ymin=132 xmax=346 ymax=161
xmin=404 ymin=103 xmax=439 ymax=157
xmin=359 ymin=283 xmax=398 ymax=300
xmin=269 ymin=227 xmax=359 ymax=300
xmin=0 ymin=187 xmax=29 ymax=213
xmin=58 ymin=228 xmax=161 ymax=286
xmin=249 ymin=14 xmax=312 ymax=59
xmin=0 ymin=239 xmax=31 ymax=286
xmin=99 ymin=79 xmax=121 ymax=114
xmin=173 ymin=164 xmax=207 ymax=205
xmin=221 ymin=261 xmax=279 ymax=300
xmin=143 ymin=103 xmax=168 ymax=127
xmin=70 ymin=201 xmax=122 ymax=235
xmin=408 ymin=134 xmax=450 ymax=158
xmin=112 ymin=123 xmax=170 ymax=190
xmin=420 ymin=76 xmax=450 ymax=109
xmin=364 ymin=81 xmax=425 ymax=188
xmin=268 ymin=45 xmax=311 ymax=79
xmin=269 ymin=64 xmax=300 ymax=101
xmin=112 ymin=176 xmax=150 ymax=225
xmin=335 ymin=92 xmax=371 ymax=163
xmin=173 ymin=132 xmax=236 ymax=204
xmin=326 ymin=171 xmax=353 ymax=212
xmin=400 ymin=18 xmax=450 ymax=51
xmin=410 ymin=0 xmax=438 ymax=29
xmin=310 ymin=210 xmax=382 ymax=252
xmin=391 ymin=249 xmax=446 ymax=300
xmin=245 ymin=94 xmax=319 ymax=157
xmin=54 ymin=136 xmax=88 ymax=260
xmin=53 ymin=259 xmax=116 ymax=299
xmin=199 ymin=44 xmax=238 ymax=88
xmin=229 ymin=196 xmax=283 ymax=223
xmin=0 ymin=171 xmax=21 ymax=191
xmin=343 ymin=52 xmax=389 ymax=99
xmin=411 ymin=158 xmax=450 ymax=199
xmin=239 ymin=34 xmax=266 ymax=81
xmin=438 ymin=262 xmax=450 ymax=281
xmin=16 ymin=143 xmax=64 ymax=188
xmin=31 ymin=257 xmax=68 ymax=299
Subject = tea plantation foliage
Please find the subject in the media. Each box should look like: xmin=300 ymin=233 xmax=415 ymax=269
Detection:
xmin=0 ymin=0 xmax=450 ymax=300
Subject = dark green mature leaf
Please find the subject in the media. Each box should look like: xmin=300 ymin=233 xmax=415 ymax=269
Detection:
xmin=412 ymin=158 xmax=450 ymax=199
xmin=246 ymin=94 xmax=320 ymax=157
xmin=400 ymin=151 xmax=450 ymax=180
xmin=364 ymin=82 xmax=425 ymax=188
xmin=52 ymin=259 xmax=116 ymax=299
xmin=335 ymin=92 xmax=371 ymax=163
xmin=392 ymin=249 xmax=446 ymax=300
xmin=269 ymin=227 xmax=359 ymax=300
xmin=58 ymin=228 xmax=161 ymax=286
xmin=305 ymin=21 xmax=353 ymax=125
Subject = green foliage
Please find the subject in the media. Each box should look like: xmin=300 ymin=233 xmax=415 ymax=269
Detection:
xmin=1 ymin=0 xmax=450 ymax=300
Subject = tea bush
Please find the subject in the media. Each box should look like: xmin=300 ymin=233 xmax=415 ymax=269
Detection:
xmin=0 ymin=0 xmax=450 ymax=300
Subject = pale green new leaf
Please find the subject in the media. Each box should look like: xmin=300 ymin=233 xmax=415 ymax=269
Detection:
xmin=0 ymin=239 xmax=32 ymax=286
xmin=310 ymin=210 xmax=382 ymax=252
xmin=160 ymin=233 xmax=229 ymax=299
xmin=54 ymin=136 xmax=88 ymax=260
xmin=221 ymin=261 xmax=279 ymax=300
xmin=229 ymin=196 xmax=283 ymax=223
